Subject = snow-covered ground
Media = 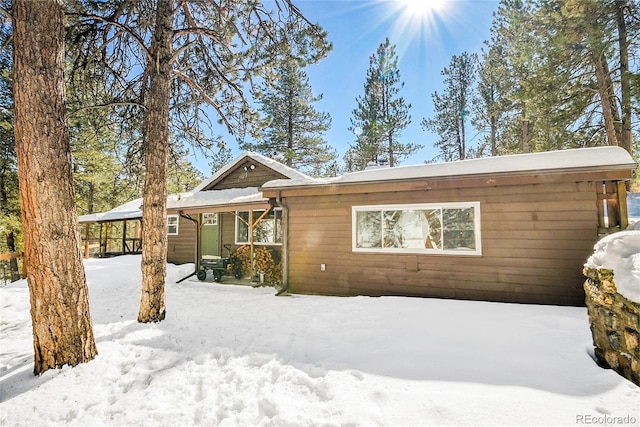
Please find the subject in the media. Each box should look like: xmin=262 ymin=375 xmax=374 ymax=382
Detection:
xmin=1 ymin=256 xmax=639 ymax=426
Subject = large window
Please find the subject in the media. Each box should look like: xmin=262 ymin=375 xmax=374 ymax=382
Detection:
xmin=352 ymin=202 xmax=481 ymax=255
xmin=167 ymin=214 xmax=179 ymax=235
xmin=235 ymin=209 xmax=282 ymax=245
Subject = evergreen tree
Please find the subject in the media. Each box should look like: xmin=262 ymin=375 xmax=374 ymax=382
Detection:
xmin=472 ymin=44 xmax=512 ymax=156
xmin=209 ymin=140 xmax=234 ymax=175
xmin=69 ymin=106 xmax=134 ymax=214
xmin=244 ymin=61 xmax=336 ymax=176
xmin=422 ymin=52 xmax=478 ymax=161
xmin=538 ymin=0 xmax=638 ymax=154
xmin=70 ymin=0 xmax=330 ymax=322
xmin=167 ymin=140 xmax=204 ymax=194
xmin=0 ymin=22 xmax=21 ymax=283
xmin=12 ymin=0 xmax=97 ymax=374
xmin=348 ymin=38 xmax=419 ymax=170
xmin=488 ymin=0 xmax=639 ymax=155
xmin=490 ymin=0 xmax=540 ymax=153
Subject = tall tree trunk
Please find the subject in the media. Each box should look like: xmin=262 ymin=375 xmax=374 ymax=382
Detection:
xmin=287 ymin=88 xmax=294 ymax=167
xmin=460 ymin=115 xmax=466 ymax=160
xmin=521 ymin=102 xmax=530 ymax=153
xmin=387 ymin=132 xmax=394 ymax=167
xmin=591 ymin=48 xmax=622 ymax=148
xmin=138 ymin=0 xmax=173 ymax=323
xmin=13 ymin=0 xmax=97 ymax=374
xmin=615 ymin=0 xmax=632 ymax=155
xmin=490 ymin=114 xmax=497 ymax=156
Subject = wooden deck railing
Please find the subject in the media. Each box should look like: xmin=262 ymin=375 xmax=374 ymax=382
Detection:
xmin=0 ymin=251 xmax=26 ymax=279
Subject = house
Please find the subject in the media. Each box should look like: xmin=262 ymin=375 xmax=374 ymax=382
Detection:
xmin=164 ymin=152 xmax=310 ymax=267
xmin=78 ymin=152 xmax=309 ymax=266
xmin=261 ymin=146 xmax=637 ymax=306
xmin=81 ymin=146 xmax=637 ymax=306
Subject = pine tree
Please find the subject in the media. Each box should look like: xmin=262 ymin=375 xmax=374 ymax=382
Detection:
xmin=422 ymin=52 xmax=478 ymax=161
xmin=348 ymin=38 xmax=419 ymax=170
xmin=12 ymin=0 xmax=97 ymax=374
xmin=490 ymin=0 xmax=543 ymax=153
xmin=0 ymin=23 xmax=21 ymax=283
xmin=488 ymin=0 xmax=639 ymax=156
xmin=472 ymin=44 xmax=512 ymax=156
xmin=244 ymin=60 xmax=336 ymax=176
xmin=209 ymin=140 xmax=234 ymax=174
xmin=167 ymin=140 xmax=204 ymax=194
xmin=70 ymin=0 xmax=330 ymax=322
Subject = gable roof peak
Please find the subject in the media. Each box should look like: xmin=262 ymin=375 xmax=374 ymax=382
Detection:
xmin=192 ymin=151 xmax=312 ymax=192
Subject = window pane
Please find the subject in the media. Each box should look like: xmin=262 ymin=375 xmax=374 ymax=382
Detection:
xmin=254 ymin=211 xmax=275 ymax=243
xmin=443 ymin=208 xmax=476 ymax=250
xmin=423 ymin=209 xmax=442 ymax=249
xmin=352 ymin=203 xmax=479 ymax=255
xmin=383 ymin=210 xmax=404 ymax=248
xmin=356 ymin=211 xmax=382 ymax=248
xmin=237 ymin=211 xmax=249 ymax=243
xmin=236 ymin=210 xmax=282 ymax=244
xmin=167 ymin=215 xmax=178 ymax=235
xmin=405 ymin=210 xmax=430 ymax=249
xmin=202 ymin=213 xmax=217 ymax=226
xmin=275 ymin=211 xmax=282 ymax=243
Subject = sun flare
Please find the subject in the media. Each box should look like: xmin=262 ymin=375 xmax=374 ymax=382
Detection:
xmin=387 ymin=0 xmax=452 ymax=56
xmin=399 ymin=0 xmax=449 ymax=17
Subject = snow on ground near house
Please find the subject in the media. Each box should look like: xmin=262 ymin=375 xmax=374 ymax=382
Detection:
xmin=1 ymin=256 xmax=639 ymax=426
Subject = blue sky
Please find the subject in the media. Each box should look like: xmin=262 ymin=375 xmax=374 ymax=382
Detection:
xmin=191 ymin=0 xmax=500 ymax=175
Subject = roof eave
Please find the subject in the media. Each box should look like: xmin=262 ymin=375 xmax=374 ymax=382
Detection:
xmin=262 ymin=163 xmax=637 ymax=197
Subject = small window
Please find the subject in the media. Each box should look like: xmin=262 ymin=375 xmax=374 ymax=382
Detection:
xmin=167 ymin=215 xmax=179 ymax=235
xmin=235 ymin=209 xmax=282 ymax=245
xmin=352 ymin=202 xmax=481 ymax=255
xmin=202 ymin=213 xmax=218 ymax=226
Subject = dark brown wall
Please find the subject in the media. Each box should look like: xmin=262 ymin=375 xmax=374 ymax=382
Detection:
xmin=204 ymin=163 xmax=285 ymax=190
xmin=168 ymin=216 xmax=197 ymax=264
xmin=285 ymin=180 xmax=599 ymax=306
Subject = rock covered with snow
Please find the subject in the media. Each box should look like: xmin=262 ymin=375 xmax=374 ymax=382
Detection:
xmin=585 ymin=231 xmax=640 ymax=303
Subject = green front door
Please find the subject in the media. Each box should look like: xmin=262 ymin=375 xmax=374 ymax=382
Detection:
xmin=201 ymin=213 xmax=219 ymax=256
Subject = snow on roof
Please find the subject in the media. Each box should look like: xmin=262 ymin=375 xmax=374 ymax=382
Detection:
xmin=78 ymin=198 xmax=143 ymax=223
xmin=167 ymin=187 xmax=265 ymax=210
xmin=192 ymin=152 xmax=312 ymax=192
xmin=262 ymin=146 xmax=637 ymax=189
xmin=80 ymin=187 xmax=267 ymax=224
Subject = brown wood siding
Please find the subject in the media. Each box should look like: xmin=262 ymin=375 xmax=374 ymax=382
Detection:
xmin=220 ymin=212 xmax=239 ymax=252
xmin=167 ymin=216 xmax=197 ymax=265
xmin=204 ymin=163 xmax=286 ymax=190
xmin=284 ymin=180 xmax=600 ymax=306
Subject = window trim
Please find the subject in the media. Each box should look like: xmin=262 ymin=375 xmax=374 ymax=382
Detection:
xmin=352 ymin=202 xmax=482 ymax=256
xmin=167 ymin=214 xmax=179 ymax=236
xmin=234 ymin=209 xmax=283 ymax=246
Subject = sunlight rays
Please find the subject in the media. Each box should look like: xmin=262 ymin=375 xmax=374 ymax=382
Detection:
xmin=385 ymin=0 xmax=455 ymax=64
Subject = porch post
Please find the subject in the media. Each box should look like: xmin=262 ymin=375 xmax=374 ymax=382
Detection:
xmin=84 ymin=224 xmax=90 ymax=259
xmin=249 ymin=210 xmax=254 ymax=281
xmin=122 ymin=220 xmax=128 ymax=254
xmin=99 ymin=223 xmax=104 ymax=258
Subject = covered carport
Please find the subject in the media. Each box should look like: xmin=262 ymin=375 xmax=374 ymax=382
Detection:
xmin=78 ymin=198 xmax=143 ymax=258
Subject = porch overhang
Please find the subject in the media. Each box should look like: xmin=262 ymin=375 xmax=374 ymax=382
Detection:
xmin=168 ymin=201 xmax=272 ymax=216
